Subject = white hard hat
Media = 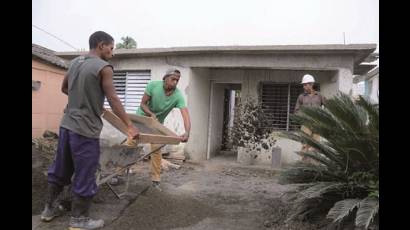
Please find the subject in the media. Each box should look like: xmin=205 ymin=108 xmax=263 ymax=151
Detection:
xmin=301 ymin=74 xmax=315 ymax=84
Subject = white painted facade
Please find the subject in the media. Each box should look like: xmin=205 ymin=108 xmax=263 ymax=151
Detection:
xmin=58 ymin=44 xmax=376 ymax=166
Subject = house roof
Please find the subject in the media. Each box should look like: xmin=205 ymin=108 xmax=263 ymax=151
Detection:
xmin=353 ymin=66 xmax=379 ymax=83
xmin=354 ymin=64 xmax=377 ymax=75
xmin=369 ymin=67 xmax=379 ymax=77
xmin=57 ymin=44 xmax=376 ymax=57
xmin=364 ymin=52 xmax=379 ymax=63
xmin=56 ymin=44 xmax=376 ymax=71
xmin=32 ymin=44 xmax=68 ymax=69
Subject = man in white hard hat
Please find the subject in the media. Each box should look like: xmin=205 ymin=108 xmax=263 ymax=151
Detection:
xmin=294 ymin=74 xmax=325 ymax=162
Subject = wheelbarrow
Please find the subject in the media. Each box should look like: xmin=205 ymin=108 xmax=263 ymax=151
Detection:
xmin=96 ymin=110 xmax=181 ymax=199
xmin=96 ymin=143 xmax=166 ymax=199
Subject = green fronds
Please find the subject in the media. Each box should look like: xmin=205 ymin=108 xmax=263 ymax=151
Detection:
xmin=297 ymin=182 xmax=346 ymax=202
xmin=327 ymin=199 xmax=361 ymax=223
xmin=355 ymin=197 xmax=379 ymax=229
xmin=278 ymin=92 xmax=379 ymax=228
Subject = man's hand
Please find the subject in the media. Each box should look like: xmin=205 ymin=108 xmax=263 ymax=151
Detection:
xmin=140 ymin=93 xmax=158 ymax=121
xmin=180 ymin=132 xmax=189 ymax=143
xmin=127 ymin=124 xmax=140 ymax=140
xmin=179 ymin=108 xmax=191 ymax=143
xmin=150 ymin=113 xmax=158 ymax=121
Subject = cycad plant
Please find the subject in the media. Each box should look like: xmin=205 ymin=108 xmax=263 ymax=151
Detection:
xmin=279 ymin=92 xmax=379 ymax=229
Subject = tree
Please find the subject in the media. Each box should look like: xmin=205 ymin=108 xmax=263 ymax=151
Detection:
xmin=116 ymin=36 xmax=137 ymax=49
xmin=279 ymin=92 xmax=379 ymax=229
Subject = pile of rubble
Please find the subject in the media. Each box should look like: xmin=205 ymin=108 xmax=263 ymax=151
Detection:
xmin=32 ymin=130 xmax=59 ymax=161
xmin=161 ymin=145 xmax=186 ymax=170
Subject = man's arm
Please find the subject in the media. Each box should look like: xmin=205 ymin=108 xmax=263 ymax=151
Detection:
xmin=140 ymin=93 xmax=157 ymax=120
xmin=100 ymin=66 xmax=139 ymax=140
xmin=294 ymin=95 xmax=302 ymax=114
xmin=321 ymin=95 xmax=326 ymax=106
xmin=179 ymin=108 xmax=191 ymax=142
xmin=61 ymin=74 xmax=69 ymax=95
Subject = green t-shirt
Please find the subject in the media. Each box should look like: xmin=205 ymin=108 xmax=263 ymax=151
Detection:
xmin=136 ymin=81 xmax=186 ymax=123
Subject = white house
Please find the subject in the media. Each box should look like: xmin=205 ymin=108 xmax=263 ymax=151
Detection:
xmin=354 ymin=67 xmax=379 ymax=104
xmin=353 ymin=52 xmax=379 ymax=104
xmin=364 ymin=67 xmax=379 ymax=103
xmin=58 ymin=44 xmax=377 ymax=165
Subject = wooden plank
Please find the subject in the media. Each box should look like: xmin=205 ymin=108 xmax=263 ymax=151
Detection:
xmin=128 ymin=113 xmax=155 ymax=126
xmin=102 ymin=110 xmax=180 ymax=145
xmin=128 ymin=113 xmax=178 ymax=137
xmin=163 ymin=156 xmax=186 ymax=160
xmin=150 ymin=120 xmax=178 ymax=137
xmin=138 ymin=133 xmax=181 ymax=144
xmin=102 ymin=110 xmax=128 ymax=135
xmin=166 ymin=158 xmax=186 ymax=164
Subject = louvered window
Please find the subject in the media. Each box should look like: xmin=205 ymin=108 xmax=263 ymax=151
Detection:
xmin=104 ymin=71 xmax=151 ymax=113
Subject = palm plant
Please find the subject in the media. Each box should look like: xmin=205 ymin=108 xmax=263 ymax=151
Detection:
xmin=116 ymin=36 xmax=137 ymax=49
xmin=279 ymin=92 xmax=379 ymax=229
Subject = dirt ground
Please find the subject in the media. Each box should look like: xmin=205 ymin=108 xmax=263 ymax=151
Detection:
xmin=32 ymin=146 xmax=333 ymax=230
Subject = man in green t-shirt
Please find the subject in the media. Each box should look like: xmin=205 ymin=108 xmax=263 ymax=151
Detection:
xmin=137 ymin=68 xmax=191 ymax=190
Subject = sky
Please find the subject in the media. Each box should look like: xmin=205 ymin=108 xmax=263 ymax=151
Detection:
xmin=32 ymin=0 xmax=378 ymax=52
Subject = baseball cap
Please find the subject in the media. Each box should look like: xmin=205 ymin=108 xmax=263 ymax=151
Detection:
xmin=164 ymin=68 xmax=181 ymax=77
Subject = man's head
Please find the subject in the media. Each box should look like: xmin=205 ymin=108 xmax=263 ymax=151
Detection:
xmin=301 ymin=74 xmax=315 ymax=93
xmin=163 ymin=68 xmax=181 ymax=90
xmin=89 ymin=31 xmax=114 ymax=61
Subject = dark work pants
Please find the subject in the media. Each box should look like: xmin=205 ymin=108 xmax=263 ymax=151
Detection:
xmin=47 ymin=127 xmax=100 ymax=198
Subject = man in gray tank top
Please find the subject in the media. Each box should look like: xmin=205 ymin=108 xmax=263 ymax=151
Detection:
xmin=40 ymin=31 xmax=140 ymax=230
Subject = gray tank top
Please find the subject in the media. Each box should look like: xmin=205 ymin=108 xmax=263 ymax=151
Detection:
xmin=60 ymin=55 xmax=113 ymax=138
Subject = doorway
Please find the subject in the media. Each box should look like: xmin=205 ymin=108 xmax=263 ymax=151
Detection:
xmin=207 ymin=82 xmax=241 ymax=159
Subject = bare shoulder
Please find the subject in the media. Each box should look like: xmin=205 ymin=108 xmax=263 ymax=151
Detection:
xmin=100 ymin=65 xmax=113 ymax=77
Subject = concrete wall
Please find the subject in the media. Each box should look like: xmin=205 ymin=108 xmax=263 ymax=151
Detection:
xmin=208 ymin=68 xmax=339 ymax=165
xmin=368 ymin=75 xmax=379 ymax=104
xmin=274 ymin=136 xmax=303 ymax=165
xmin=208 ymin=83 xmax=229 ymax=158
xmin=109 ymin=53 xmax=354 ymax=103
xmin=210 ymin=68 xmax=338 ymax=100
xmin=185 ymin=68 xmax=211 ymax=161
xmin=32 ymin=59 xmax=67 ymax=137
xmin=337 ymin=67 xmax=354 ymax=95
xmin=352 ymin=81 xmax=365 ymax=97
xmin=320 ymin=71 xmax=339 ymax=99
xmin=100 ymin=52 xmax=356 ymax=164
xmin=166 ymin=53 xmax=354 ymax=69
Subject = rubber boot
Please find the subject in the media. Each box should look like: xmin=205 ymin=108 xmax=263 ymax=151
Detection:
xmin=58 ymin=185 xmax=73 ymax=212
xmin=68 ymin=195 xmax=104 ymax=230
xmin=40 ymin=183 xmax=63 ymax=222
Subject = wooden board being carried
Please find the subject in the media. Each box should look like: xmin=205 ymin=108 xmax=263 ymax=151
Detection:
xmin=102 ymin=109 xmax=181 ymax=145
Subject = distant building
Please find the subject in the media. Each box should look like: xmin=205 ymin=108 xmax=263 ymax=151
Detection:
xmin=32 ymin=44 xmax=68 ymax=137
xmin=353 ymin=53 xmax=379 ymax=103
